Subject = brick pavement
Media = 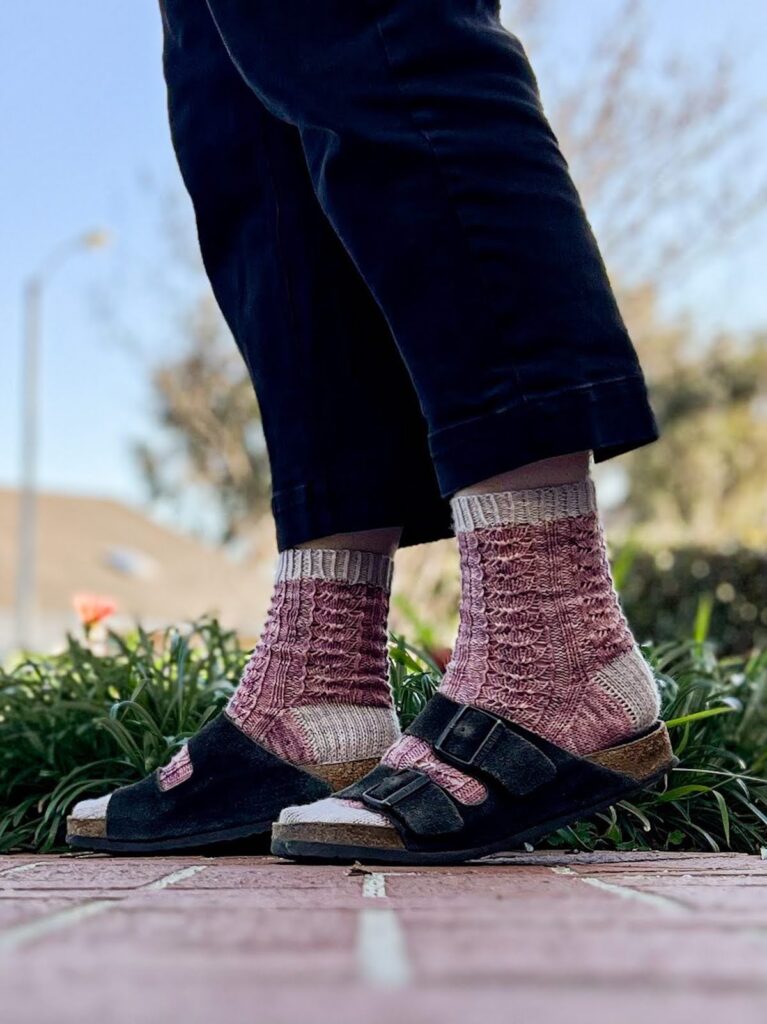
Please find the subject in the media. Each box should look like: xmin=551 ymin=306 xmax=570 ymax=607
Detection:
xmin=1 ymin=851 xmax=766 ymax=1024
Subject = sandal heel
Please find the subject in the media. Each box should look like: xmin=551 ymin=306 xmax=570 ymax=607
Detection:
xmin=585 ymin=722 xmax=675 ymax=782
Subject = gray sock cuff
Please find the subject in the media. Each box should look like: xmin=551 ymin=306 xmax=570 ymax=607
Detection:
xmin=451 ymin=478 xmax=597 ymax=533
xmin=276 ymin=548 xmax=394 ymax=589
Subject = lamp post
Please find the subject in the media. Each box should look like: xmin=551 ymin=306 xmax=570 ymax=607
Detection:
xmin=14 ymin=230 xmax=110 ymax=650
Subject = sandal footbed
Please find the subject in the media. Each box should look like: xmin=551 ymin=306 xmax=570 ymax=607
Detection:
xmin=66 ymin=818 xmax=273 ymax=854
xmin=302 ymin=757 xmax=381 ymax=790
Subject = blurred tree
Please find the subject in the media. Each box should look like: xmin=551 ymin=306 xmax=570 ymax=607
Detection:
xmin=135 ymin=294 xmax=268 ymax=544
xmin=511 ymin=0 xmax=767 ymax=290
xmin=139 ymin=0 xmax=767 ymax=548
xmin=623 ymin=304 xmax=767 ymax=545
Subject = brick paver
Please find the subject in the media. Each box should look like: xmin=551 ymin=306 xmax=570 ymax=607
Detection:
xmin=1 ymin=851 xmax=765 ymax=1023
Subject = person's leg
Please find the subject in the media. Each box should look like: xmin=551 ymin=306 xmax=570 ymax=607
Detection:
xmin=192 ymin=4 xmax=671 ymax=858
xmin=460 ymin=453 xmax=591 ymax=494
xmin=373 ymin=454 xmax=658 ymax=783
xmin=198 ymin=0 xmax=659 ymax=735
xmin=187 ymin=2 xmax=660 ymax=768
xmin=159 ymin=0 xmax=421 ymax=772
xmin=67 ymin=0 xmax=447 ymax=852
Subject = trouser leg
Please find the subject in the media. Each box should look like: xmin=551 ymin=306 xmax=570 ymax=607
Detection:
xmin=159 ymin=0 xmax=451 ymax=548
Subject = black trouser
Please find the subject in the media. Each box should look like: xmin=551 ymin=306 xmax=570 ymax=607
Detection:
xmin=159 ymin=0 xmax=658 ymax=550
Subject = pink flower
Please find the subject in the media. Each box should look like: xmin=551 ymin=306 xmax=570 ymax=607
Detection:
xmin=428 ymin=646 xmax=452 ymax=673
xmin=72 ymin=593 xmax=117 ymax=630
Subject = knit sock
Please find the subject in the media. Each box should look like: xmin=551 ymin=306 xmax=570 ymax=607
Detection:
xmin=158 ymin=548 xmax=400 ymax=792
xmin=282 ymin=477 xmax=659 ymax=827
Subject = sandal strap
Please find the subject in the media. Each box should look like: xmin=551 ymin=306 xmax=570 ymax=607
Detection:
xmin=406 ymin=694 xmax=558 ymax=796
xmin=107 ymin=714 xmax=332 ymax=842
xmin=341 ymin=763 xmax=464 ymax=836
xmin=340 ymin=697 xmax=571 ymax=839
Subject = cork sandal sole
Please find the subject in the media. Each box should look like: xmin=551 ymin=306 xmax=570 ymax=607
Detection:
xmin=66 ymin=753 xmax=380 ymax=855
xmin=271 ymin=723 xmax=676 ymax=865
xmin=66 ymin=818 xmax=275 ymax=854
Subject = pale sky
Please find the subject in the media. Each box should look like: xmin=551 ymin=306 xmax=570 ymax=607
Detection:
xmin=1 ymin=0 xmax=765 ymax=519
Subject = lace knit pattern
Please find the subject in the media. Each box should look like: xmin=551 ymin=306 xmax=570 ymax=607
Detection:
xmin=157 ymin=548 xmax=398 ymax=791
xmin=158 ymin=746 xmax=193 ymax=793
xmin=370 ymin=479 xmax=658 ymax=808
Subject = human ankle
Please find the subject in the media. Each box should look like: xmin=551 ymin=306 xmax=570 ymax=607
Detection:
xmin=295 ymin=527 xmax=401 ymax=557
xmin=457 ymin=452 xmax=590 ymax=495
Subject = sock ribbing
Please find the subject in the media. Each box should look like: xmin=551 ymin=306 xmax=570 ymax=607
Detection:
xmin=452 ymin=478 xmax=596 ymax=532
xmin=276 ymin=548 xmax=393 ymax=589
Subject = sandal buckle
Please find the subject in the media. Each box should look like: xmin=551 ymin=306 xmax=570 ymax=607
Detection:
xmin=433 ymin=705 xmax=504 ymax=769
xmin=363 ymin=771 xmax=431 ymax=810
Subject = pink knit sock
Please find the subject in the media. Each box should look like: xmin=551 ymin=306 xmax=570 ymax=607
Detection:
xmin=158 ymin=548 xmax=399 ymax=791
xmin=291 ymin=477 xmax=659 ymax=825
xmin=381 ymin=476 xmax=659 ymax=798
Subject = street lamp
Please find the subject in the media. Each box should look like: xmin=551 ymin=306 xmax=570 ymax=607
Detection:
xmin=14 ymin=229 xmax=111 ymax=650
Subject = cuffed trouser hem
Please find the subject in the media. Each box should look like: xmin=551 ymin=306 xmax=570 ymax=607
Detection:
xmin=272 ymin=479 xmax=453 ymax=552
xmin=429 ymin=374 xmax=659 ymax=497
xmin=271 ymin=375 xmax=657 ymax=550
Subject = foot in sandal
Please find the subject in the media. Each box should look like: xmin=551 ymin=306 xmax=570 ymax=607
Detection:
xmin=272 ymin=478 xmax=676 ymax=864
xmin=67 ymin=549 xmax=400 ymax=854
xmin=272 ymin=697 xmax=674 ymax=864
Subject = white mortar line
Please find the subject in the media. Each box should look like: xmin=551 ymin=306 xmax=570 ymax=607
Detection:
xmin=0 ymin=898 xmax=117 ymax=952
xmin=0 ymin=861 xmax=45 ymax=878
xmin=581 ymin=875 xmax=689 ymax=915
xmin=362 ymin=872 xmax=387 ymax=898
xmin=357 ymin=871 xmax=411 ymax=988
xmin=358 ymin=909 xmax=412 ymax=988
xmin=144 ymin=865 xmax=207 ymax=891
xmin=0 ymin=864 xmax=208 ymax=953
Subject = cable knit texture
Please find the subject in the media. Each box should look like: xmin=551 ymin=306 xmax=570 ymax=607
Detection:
xmin=310 ymin=478 xmax=660 ymax=825
xmin=157 ymin=548 xmax=398 ymax=791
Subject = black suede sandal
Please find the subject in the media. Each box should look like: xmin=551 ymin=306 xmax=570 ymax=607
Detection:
xmin=271 ymin=694 xmax=677 ymax=865
xmin=66 ymin=714 xmax=378 ymax=854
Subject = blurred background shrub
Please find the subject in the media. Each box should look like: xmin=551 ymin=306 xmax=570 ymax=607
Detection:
xmin=619 ymin=545 xmax=767 ymax=654
xmin=3 ymin=619 xmax=766 ymax=855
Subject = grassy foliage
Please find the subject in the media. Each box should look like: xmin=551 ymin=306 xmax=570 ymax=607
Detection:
xmin=1 ymin=618 xmax=766 ymax=854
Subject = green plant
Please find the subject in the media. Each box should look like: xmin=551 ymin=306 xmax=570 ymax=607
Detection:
xmin=564 ymin=640 xmax=767 ymax=853
xmin=388 ymin=633 xmax=440 ymax=727
xmin=1 ymin=617 xmax=766 ymax=854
